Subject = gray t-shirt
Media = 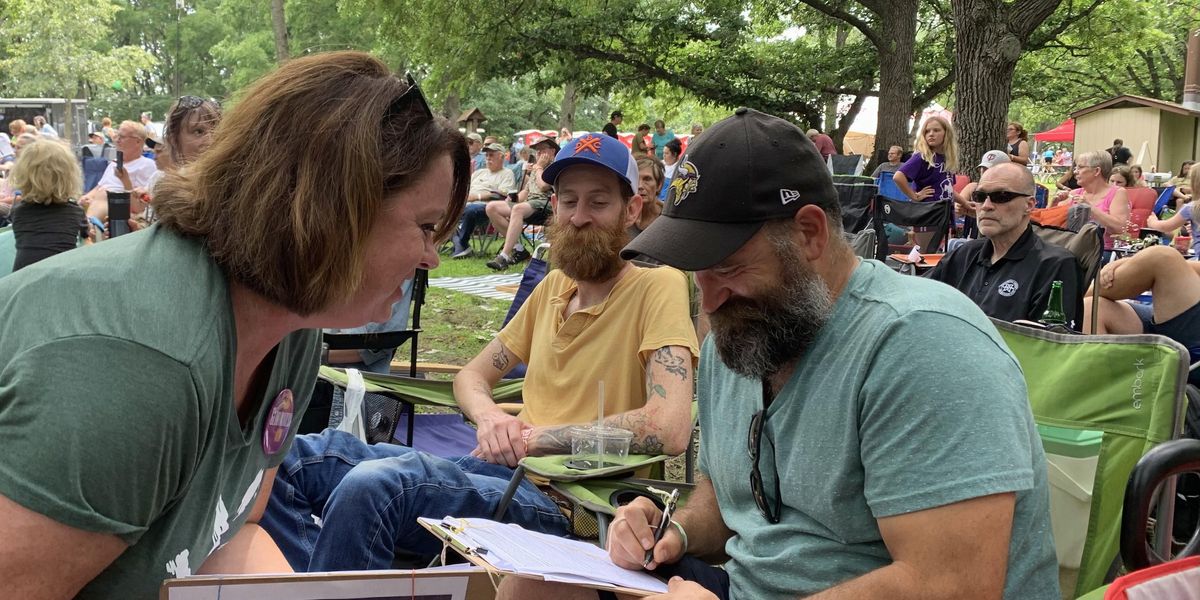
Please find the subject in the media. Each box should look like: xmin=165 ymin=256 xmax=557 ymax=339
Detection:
xmin=698 ymin=259 xmax=1057 ymax=599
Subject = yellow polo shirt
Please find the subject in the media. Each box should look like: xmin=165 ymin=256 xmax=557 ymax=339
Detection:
xmin=497 ymin=266 xmax=699 ymax=427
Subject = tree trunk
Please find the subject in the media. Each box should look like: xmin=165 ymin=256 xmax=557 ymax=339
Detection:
xmin=442 ymin=92 xmax=461 ymax=123
xmin=270 ymin=0 xmax=290 ymax=63
xmin=866 ymin=1 xmax=919 ymax=175
xmin=559 ymin=81 xmax=577 ymax=130
xmin=953 ymin=0 xmax=1062 ymax=180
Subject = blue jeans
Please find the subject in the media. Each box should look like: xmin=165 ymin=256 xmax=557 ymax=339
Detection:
xmin=261 ymin=429 xmax=570 ymax=571
xmin=452 ymin=202 xmax=489 ymax=253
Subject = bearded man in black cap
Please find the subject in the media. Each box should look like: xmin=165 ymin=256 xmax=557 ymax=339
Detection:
xmin=506 ymin=109 xmax=1058 ymax=600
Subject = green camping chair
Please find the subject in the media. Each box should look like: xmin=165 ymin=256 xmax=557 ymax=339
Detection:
xmin=995 ymin=319 xmax=1191 ymax=598
xmin=490 ymin=402 xmax=699 ymax=545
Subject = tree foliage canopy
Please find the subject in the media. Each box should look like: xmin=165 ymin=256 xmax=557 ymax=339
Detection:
xmin=0 ymin=0 xmax=1195 ymax=151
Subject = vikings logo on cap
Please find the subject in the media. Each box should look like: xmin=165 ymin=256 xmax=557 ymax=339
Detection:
xmin=669 ymin=161 xmax=701 ymax=206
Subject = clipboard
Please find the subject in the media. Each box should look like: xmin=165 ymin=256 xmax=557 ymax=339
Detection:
xmin=419 ymin=517 xmax=665 ymax=597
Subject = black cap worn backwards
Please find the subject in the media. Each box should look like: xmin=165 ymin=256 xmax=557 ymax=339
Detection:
xmin=620 ymin=107 xmax=839 ymax=271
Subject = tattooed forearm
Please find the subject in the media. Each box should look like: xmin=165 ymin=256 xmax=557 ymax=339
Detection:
xmin=491 ymin=349 xmax=510 ymax=372
xmin=646 ymin=369 xmax=667 ymax=400
xmin=653 ymin=347 xmax=689 ymax=380
xmin=630 ymin=434 xmax=665 ymax=455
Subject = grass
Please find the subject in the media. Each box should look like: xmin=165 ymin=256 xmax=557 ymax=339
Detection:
xmin=417 ymin=251 xmax=514 ymax=369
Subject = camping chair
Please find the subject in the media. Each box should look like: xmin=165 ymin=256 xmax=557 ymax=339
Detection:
xmin=1074 ymin=438 xmax=1200 ymax=599
xmin=870 ymin=197 xmax=953 ymax=260
xmin=1154 ymin=186 xmax=1177 ymax=217
xmin=299 ymin=270 xmax=428 ymax=441
xmin=317 ymin=365 xmax=524 ymax=456
xmin=1127 ymin=187 xmax=1159 ymax=239
xmin=994 ymin=319 xmax=1191 ymax=598
xmin=1032 ymin=222 xmax=1104 ymax=332
xmin=831 ymin=154 xmax=864 ymax=176
xmin=490 ymin=402 xmax=700 ymax=545
xmin=875 ymin=173 xmax=907 ymax=201
xmin=81 ymin=156 xmax=108 ymax=194
xmin=833 ymin=174 xmax=876 ymax=233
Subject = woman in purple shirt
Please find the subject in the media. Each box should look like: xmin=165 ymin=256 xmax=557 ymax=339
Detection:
xmin=894 ymin=116 xmax=960 ymax=203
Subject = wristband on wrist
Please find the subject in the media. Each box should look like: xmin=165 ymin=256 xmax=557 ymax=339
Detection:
xmin=670 ymin=519 xmax=688 ymax=555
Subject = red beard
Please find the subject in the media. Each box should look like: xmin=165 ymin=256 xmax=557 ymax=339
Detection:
xmin=549 ymin=217 xmax=630 ymax=282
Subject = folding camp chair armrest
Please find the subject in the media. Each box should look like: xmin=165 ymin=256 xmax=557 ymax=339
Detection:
xmin=1121 ymin=438 xmax=1200 ymax=571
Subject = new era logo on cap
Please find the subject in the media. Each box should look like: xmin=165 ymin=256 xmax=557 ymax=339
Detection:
xmin=620 ymin=107 xmax=840 ymax=271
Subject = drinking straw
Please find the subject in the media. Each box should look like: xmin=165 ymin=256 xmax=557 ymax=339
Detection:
xmin=597 ymin=380 xmax=605 ymax=429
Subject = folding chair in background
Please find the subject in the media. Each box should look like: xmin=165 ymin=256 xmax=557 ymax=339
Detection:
xmin=298 ymin=269 xmax=428 ymax=441
xmin=870 ymin=197 xmax=953 ymax=260
xmin=833 ymin=174 xmax=876 ymax=234
xmin=995 ymin=320 xmax=1191 ymax=598
xmin=1032 ymin=222 xmax=1104 ymax=331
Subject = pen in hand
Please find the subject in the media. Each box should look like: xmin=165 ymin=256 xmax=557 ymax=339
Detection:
xmin=643 ymin=488 xmax=680 ymax=568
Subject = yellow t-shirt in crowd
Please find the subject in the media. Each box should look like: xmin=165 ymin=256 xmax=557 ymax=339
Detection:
xmin=497 ymin=265 xmax=699 ymax=427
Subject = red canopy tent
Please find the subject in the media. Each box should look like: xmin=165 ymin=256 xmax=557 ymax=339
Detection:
xmin=1033 ymin=119 xmax=1075 ymax=143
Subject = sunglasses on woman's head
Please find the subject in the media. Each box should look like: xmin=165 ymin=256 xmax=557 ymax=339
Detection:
xmin=971 ymin=190 xmax=1030 ymax=205
xmin=176 ymin=95 xmax=219 ymax=110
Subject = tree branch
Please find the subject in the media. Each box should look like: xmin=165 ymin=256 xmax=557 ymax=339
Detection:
xmin=792 ymin=0 xmax=884 ymax=49
xmin=911 ymin=68 xmax=955 ymax=111
xmin=1025 ymin=0 xmax=1107 ymax=50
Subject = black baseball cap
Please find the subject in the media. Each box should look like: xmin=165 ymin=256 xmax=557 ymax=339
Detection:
xmin=620 ymin=107 xmax=838 ymax=271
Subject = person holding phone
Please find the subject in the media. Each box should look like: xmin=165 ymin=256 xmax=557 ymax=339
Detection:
xmin=79 ymin=120 xmax=159 ymax=234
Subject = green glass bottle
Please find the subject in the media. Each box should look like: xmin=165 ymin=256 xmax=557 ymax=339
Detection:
xmin=1040 ymin=280 xmax=1066 ymax=326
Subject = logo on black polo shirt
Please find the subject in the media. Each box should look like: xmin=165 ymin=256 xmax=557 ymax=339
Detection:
xmin=998 ymin=279 xmax=1019 ymax=297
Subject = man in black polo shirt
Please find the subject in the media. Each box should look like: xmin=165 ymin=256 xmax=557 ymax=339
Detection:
xmin=927 ymin=162 xmax=1083 ymax=329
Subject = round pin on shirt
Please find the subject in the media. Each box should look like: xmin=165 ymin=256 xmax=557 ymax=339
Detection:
xmin=262 ymin=388 xmax=294 ymax=456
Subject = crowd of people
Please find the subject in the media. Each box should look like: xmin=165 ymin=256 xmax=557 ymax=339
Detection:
xmin=2 ymin=49 xmax=1200 ymax=600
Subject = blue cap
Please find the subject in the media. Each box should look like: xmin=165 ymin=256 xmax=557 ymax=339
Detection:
xmin=541 ymin=133 xmax=639 ymax=194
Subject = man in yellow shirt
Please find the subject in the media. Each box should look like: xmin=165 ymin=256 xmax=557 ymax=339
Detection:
xmin=261 ymin=133 xmax=699 ymax=572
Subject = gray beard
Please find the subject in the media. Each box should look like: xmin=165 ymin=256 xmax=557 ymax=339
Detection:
xmin=709 ymin=256 xmax=833 ymax=380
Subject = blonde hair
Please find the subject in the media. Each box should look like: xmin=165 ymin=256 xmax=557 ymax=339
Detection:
xmin=914 ymin=116 xmax=959 ymax=172
xmin=118 ymin=120 xmax=148 ymax=141
xmin=8 ymin=119 xmax=25 ymax=137
xmin=9 ymin=139 xmax=81 ymax=205
xmin=154 ymin=51 xmax=469 ymax=316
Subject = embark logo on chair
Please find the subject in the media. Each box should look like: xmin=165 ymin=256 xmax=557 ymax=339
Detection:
xmin=1131 ymin=358 xmax=1146 ymax=410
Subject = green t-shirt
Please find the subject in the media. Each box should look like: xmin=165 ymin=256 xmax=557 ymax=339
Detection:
xmin=698 ymin=259 xmax=1058 ymax=599
xmin=0 ymin=226 xmax=320 ymax=598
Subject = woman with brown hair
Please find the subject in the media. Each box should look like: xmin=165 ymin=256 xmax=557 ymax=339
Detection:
xmin=0 ymin=51 xmax=469 ymax=598
xmin=1005 ymin=121 xmax=1031 ymax=165
xmin=159 ymin=96 xmax=221 ymax=170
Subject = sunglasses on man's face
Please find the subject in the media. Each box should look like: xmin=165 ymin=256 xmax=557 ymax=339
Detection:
xmin=971 ymin=190 xmax=1031 ymax=205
